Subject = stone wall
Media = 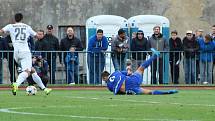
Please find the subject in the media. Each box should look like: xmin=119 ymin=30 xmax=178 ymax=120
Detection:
xmin=0 ymin=0 xmax=214 ymax=37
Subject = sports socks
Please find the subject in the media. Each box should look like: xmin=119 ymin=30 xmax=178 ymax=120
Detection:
xmin=140 ymin=55 xmax=157 ymax=69
xmin=152 ymin=90 xmax=178 ymax=95
xmin=32 ymin=72 xmax=46 ymax=90
xmin=16 ymin=71 xmax=29 ymax=86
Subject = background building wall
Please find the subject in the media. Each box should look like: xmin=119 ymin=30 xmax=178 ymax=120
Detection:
xmin=0 ymin=0 xmax=214 ymax=38
xmin=1 ymin=0 xmax=215 ymax=84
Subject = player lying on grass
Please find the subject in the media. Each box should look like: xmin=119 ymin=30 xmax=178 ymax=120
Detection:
xmin=102 ymin=48 xmax=178 ymax=95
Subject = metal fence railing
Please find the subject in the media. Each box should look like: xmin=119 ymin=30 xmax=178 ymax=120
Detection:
xmin=0 ymin=51 xmax=214 ymax=85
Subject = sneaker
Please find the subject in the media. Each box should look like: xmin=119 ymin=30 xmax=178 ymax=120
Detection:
xmin=44 ymin=88 xmax=52 ymax=95
xmin=12 ymin=83 xmax=18 ymax=96
xmin=126 ymin=90 xmax=136 ymax=95
xmin=150 ymin=48 xmax=160 ymax=57
xmin=69 ymin=82 xmax=75 ymax=85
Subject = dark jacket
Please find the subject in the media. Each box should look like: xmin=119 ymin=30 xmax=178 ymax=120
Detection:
xmin=43 ymin=34 xmax=60 ymax=58
xmin=131 ymin=35 xmax=148 ymax=60
xmin=60 ymin=36 xmax=84 ymax=63
xmin=35 ymin=38 xmax=48 ymax=51
xmin=43 ymin=34 xmax=59 ymax=51
xmin=35 ymin=38 xmax=48 ymax=57
xmin=0 ymin=37 xmax=6 ymax=59
xmin=182 ymin=36 xmax=199 ymax=58
xmin=28 ymin=36 xmax=35 ymax=51
xmin=169 ymin=37 xmax=182 ymax=61
xmin=60 ymin=36 xmax=83 ymax=51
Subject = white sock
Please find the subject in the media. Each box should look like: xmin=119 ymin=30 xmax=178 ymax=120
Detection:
xmin=16 ymin=72 xmax=29 ymax=86
xmin=32 ymin=73 xmax=46 ymax=90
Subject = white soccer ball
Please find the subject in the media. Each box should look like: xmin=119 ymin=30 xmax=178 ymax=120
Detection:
xmin=203 ymin=81 xmax=208 ymax=85
xmin=26 ymin=86 xmax=37 ymax=95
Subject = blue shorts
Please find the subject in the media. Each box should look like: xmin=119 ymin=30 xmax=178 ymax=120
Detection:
xmin=125 ymin=72 xmax=143 ymax=95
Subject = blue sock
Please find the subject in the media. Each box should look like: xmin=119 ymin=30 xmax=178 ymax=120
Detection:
xmin=140 ymin=55 xmax=157 ymax=69
xmin=152 ymin=90 xmax=178 ymax=95
xmin=152 ymin=90 xmax=168 ymax=95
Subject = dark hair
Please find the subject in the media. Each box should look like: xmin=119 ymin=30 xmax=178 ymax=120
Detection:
xmin=171 ymin=30 xmax=178 ymax=35
xmin=101 ymin=71 xmax=110 ymax=78
xmin=14 ymin=13 xmax=23 ymax=22
xmin=118 ymin=28 xmax=125 ymax=35
xmin=205 ymin=34 xmax=212 ymax=41
xmin=97 ymin=29 xmax=103 ymax=33
xmin=37 ymin=29 xmax=44 ymax=34
xmin=212 ymin=25 xmax=215 ymax=28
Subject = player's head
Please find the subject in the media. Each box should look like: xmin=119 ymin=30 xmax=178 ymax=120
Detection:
xmin=14 ymin=13 xmax=23 ymax=22
xmin=101 ymin=71 xmax=110 ymax=82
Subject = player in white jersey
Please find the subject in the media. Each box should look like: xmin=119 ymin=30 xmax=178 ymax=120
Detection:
xmin=0 ymin=13 xmax=52 ymax=95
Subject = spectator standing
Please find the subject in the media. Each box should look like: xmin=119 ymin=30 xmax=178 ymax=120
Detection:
xmin=87 ymin=29 xmax=108 ymax=85
xmin=111 ymin=28 xmax=129 ymax=71
xmin=0 ymin=36 xmax=5 ymax=84
xmin=60 ymin=27 xmax=83 ymax=84
xmin=211 ymin=25 xmax=215 ymax=83
xmin=148 ymin=26 xmax=169 ymax=84
xmin=43 ymin=25 xmax=60 ymax=84
xmin=4 ymin=35 xmax=18 ymax=83
xmin=35 ymin=30 xmax=48 ymax=57
xmin=195 ymin=29 xmax=204 ymax=82
xmin=183 ymin=30 xmax=199 ymax=84
xmin=198 ymin=34 xmax=215 ymax=84
xmin=211 ymin=25 xmax=215 ymax=41
xmin=169 ymin=30 xmax=182 ymax=84
xmin=131 ymin=30 xmax=148 ymax=70
xmin=65 ymin=47 xmax=79 ymax=85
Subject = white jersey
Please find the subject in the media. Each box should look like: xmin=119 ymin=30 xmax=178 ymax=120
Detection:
xmin=2 ymin=23 xmax=36 ymax=52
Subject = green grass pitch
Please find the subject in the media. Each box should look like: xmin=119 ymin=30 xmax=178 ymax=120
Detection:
xmin=0 ymin=89 xmax=215 ymax=121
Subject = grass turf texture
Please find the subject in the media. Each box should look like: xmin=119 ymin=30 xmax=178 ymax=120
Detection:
xmin=0 ymin=89 xmax=215 ymax=121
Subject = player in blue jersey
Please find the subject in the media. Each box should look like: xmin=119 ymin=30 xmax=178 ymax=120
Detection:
xmin=102 ymin=48 xmax=178 ymax=95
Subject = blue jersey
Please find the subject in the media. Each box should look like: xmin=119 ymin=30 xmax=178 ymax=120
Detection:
xmin=106 ymin=71 xmax=127 ymax=95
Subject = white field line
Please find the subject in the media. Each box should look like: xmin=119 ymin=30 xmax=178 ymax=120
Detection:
xmin=65 ymin=96 xmax=215 ymax=107
xmin=0 ymin=106 xmax=199 ymax=121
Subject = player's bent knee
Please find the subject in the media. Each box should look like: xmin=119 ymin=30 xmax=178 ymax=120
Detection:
xmin=31 ymin=67 xmax=36 ymax=73
xmin=23 ymin=70 xmax=31 ymax=76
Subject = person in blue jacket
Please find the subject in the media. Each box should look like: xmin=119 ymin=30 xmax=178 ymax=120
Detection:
xmin=65 ymin=46 xmax=79 ymax=85
xmin=87 ymin=29 xmax=108 ymax=84
xmin=102 ymin=48 xmax=178 ymax=95
xmin=198 ymin=34 xmax=215 ymax=84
